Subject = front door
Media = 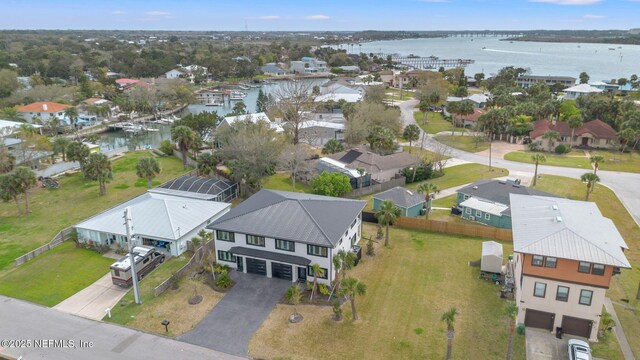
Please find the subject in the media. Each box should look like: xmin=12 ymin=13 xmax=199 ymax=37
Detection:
xmin=297 ymin=267 xmax=307 ymax=282
xmin=581 ymin=137 xmax=589 ymax=146
xmin=236 ymin=256 xmax=243 ymax=272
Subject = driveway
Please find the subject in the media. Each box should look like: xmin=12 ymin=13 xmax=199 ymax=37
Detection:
xmin=179 ymin=271 xmax=290 ymax=357
xmin=53 ymin=273 xmax=128 ymax=321
xmin=526 ymin=328 xmax=567 ymax=360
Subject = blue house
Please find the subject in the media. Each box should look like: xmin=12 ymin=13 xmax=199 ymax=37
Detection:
xmin=373 ymin=187 xmax=426 ymax=217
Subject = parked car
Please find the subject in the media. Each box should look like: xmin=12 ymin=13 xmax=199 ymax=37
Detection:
xmin=568 ymin=339 xmax=591 ymax=360
xmin=451 ymin=206 xmax=462 ymax=215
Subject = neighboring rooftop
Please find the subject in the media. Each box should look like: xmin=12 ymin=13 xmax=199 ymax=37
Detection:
xmin=564 ymin=83 xmax=603 ymax=94
xmin=155 ymin=175 xmax=237 ymax=202
xmin=460 ymin=197 xmax=510 ymax=217
xmin=220 ymin=112 xmax=284 ymax=133
xmin=208 ymin=189 xmax=366 ymax=247
xmin=459 ymin=179 xmax=556 ymax=215
xmin=510 ymin=194 xmax=630 ymax=268
xmin=373 ymin=186 xmax=425 ymax=209
xmin=17 ymin=101 xmax=72 ymax=113
xmin=530 ymin=119 xmax=617 ymax=140
xmin=327 ymin=147 xmax=419 ymax=173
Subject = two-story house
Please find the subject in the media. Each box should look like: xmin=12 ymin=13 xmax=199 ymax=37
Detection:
xmin=510 ymin=194 xmax=631 ymax=341
xmin=208 ymin=189 xmax=366 ymax=284
xmin=17 ymin=101 xmax=72 ymax=125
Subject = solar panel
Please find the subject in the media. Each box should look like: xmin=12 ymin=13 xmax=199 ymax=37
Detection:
xmin=338 ymin=149 xmax=362 ymax=164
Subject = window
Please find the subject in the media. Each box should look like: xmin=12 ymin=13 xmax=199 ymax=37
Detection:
xmin=307 ymin=245 xmax=328 ymax=257
xmin=532 ymin=255 xmax=544 ymax=267
xmin=308 ymin=266 xmax=328 ymax=279
xmin=351 ymin=218 xmax=357 ymax=228
xmin=113 ymin=269 xmax=120 ymax=277
xmin=246 ymin=235 xmax=265 ymax=247
xmin=545 ymin=257 xmax=557 ymax=268
xmin=579 ymin=290 xmax=593 ymax=306
xmin=591 ymin=264 xmax=605 ymax=276
xmin=463 ymin=195 xmax=470 ymax=200
xmin=218 ymin=250 xmax=236 ymax=263
xmin=216 ymin=230 xmax=234 ymax=242
xmin=533 ymin=282 xmax=547 ymax=298
xmin=465 ymin=208 xmax=471 ymax=215
xmin=578 ymin=262 xmax=591 ymax=273
xmin=275 ymin=239 xmax=295 ymax=252
xmin=556 ymin=286 xmax=570 ymax=302
xmin=476 ymin=210 xmax=482 ymax=217
xmin=484 ymin=213 xmax=490 ymax=220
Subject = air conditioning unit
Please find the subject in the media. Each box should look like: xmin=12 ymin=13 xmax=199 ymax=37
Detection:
xmin=469 ymin=216 xmax=475 ymax=221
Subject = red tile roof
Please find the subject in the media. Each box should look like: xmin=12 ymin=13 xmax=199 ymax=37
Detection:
xmin=455 ymin=108 xmax=486 ymax=122
xmin=17 ymin=101 xmax=72 ymax=113
xmin=530 ymin=119 xmax=617 ymax=140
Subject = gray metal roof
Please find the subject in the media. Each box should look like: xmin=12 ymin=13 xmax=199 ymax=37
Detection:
xmin=208 ymin=189 xmax=366 ymax=247
xmin=510 ymin=194 xmax=630 ymax=268
xmin=373 ymin=186 xmax=425 ymax=209
xmin=458 ymin=179 xmax=556 ymax=215
xmin=75 ymin=192 xmax=230 ymax=241
xmin=229 ymin=246 xmax=311 ymax=266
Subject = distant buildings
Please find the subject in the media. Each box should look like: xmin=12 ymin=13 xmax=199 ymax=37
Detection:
xmin=17 ymin=101 xmax=72 ymax=124
xmin=516 ymin=75 xmax=576 ymax=89
xmin=164 ymin=65 xmax=209 ymax=83
xmin=529 ymin=119 xmax=618 ymax=149
xmin=290 ymin=57 xmax=328 ymax=74
xmin=562 ymin=84 xmax=603 ymax=100
xmin=260 ymin=63 xmax=288 ymax=76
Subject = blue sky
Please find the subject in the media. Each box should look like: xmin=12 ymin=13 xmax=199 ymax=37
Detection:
xmin=1 ymin=0 xmax=639 ymax=31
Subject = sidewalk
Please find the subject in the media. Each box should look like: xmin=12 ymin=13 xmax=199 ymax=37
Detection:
xmin=604 ymin=297 xmax=636 ymax=360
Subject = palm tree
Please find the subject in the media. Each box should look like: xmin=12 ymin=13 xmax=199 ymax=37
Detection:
xmin=64 ymin=107 xmax=79 ymax=128
xmin=85 ymin=153 xmax=113 ymax=196
xmin=542 ymin=130 xmax=560 ymax=153
xmin=531 ymin=154 xmax=546 ymax=187
xmin=67 ymin=141 xmax=90 ymax=177
xmin=332 ymin=249 xmax=357 ymax=292
xmin=338 ymin=277 xmax=367 ymax=321
xmin=590 ymin=155 xmax=605 ymax=175
xmin=309 ymin=263 xmax=325 ymax=301
xmin=136 ymin=157 xmax=161 ymax=189
xmin=417 ymin=183 xmax=439 ymax=219
xmin=356 ymin=168 xmax=366 ymax=194
xmin=284 ymin=284 xmax=303 ymax=319
xmin=52 ymin=137 xmax=71 ymax=161
xmin=441 ymin=307 xmax=458 ymax=360
xmin=580 ymin=172 xmax=600 ymax=201
xmin=197 ymin=153 xmax=217 ymax=177
xmin=418 ymin=101 xmax=429 ymax=125
xmin=375 ymin=200 xmax=402 ymax=247
xmin=505 ymin=302 xmax=519 ymax=360
xmin=403 ymin=124 xmax=421 ymax=153
xmin=566 ymin=115 xmax=583 ymax=147
xmin=171 ymin=125 xmax=196 ymax=168
xmin=13 ymin=167 xmax=36 ymax=214
xmin=0 ymin=106 xmax=25 ymax=122
xmin=0 ymin=173 xmax=24 ymax=215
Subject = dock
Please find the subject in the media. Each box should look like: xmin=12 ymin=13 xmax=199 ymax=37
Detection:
xmin=374 ymin=53 xmax=475 ymax=70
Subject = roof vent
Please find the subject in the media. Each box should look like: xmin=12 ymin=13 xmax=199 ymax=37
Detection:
xmin=406 ymin=190 xmax=414 ymax=196
xmin=555 ymin=216 xmax=563 ymax=223
xmin=552 ymin=205 xmax=558 ymax=210
xmin=42 ymin=103 xmax=48 ymax=111
xmin=472 ymin=186 xmax=478 ymax=190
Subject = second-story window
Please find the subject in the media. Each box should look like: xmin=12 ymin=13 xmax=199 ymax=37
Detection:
xmin=246 ymin=235 xmax=265 ymax=247
xmin=216 ymin=230 xmax=235 ymax=242
xmin=591 ymin=264 xmax=605 ymax=276
xmin=556 ymin=286 xmax=569 ymax=302
xmin=275 ymin=239 xmax=295 ymax=252
xmin=545 ymin=257 xmax=557 ymax=268
xmin=578 ymin=261 xmax=591 ymax=273
xmin=579 ymin=290 xmax=593 ymax=306
xmin=532 ymin=255 xmax=544 ymax=267
xmin=307 ymin=245 xmax=328 ymax=257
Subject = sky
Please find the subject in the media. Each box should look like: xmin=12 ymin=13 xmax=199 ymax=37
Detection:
xmin=1 ymin=0 xmax=639 ymax=31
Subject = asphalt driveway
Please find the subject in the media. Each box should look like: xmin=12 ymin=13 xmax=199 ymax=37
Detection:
xmin=179 ymin=271 xmax=290 ymax=357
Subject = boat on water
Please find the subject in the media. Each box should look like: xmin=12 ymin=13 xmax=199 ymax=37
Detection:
xmin=123 ymin=125 xmax=144 ymax=133
xmin=145 ymin=128 xmax=160 ymax=132
xmin=238 ymin=85 xmax=250 ymax=90
xmin=156 ymin=118 xmax=174 ymax=125
xmin=229 ymin=91 xmax=247 ymax=100
xmin=608 ymin=48 xmax=616 ymax=50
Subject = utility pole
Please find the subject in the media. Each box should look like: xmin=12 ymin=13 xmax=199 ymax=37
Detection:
xmin=124 ymin=207 xmax=141 ymax=305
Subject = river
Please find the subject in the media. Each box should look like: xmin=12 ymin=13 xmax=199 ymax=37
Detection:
xmin=342 ymin=37 xmax=639 ymax=81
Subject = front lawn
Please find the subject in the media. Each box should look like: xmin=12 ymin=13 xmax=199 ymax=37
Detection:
xmin=249 ymin=223 xmax=525 ymax=359
xmin=435 ymin=135 xmax=490 ymax=153
xmin=432 ymin=193 xmax=458 ymax=208
xmin=0 ymin=242 xmax=113 ymax=306
xmin=413 ymin=111 xmax=455 ymax=134
xmin=590 ymin=150 xmax=640 ymax=173
xmin=504 ymin=151 xmax=591 ymax=169
xmin=407 ymin=163 xmax=508 ymax=191
xmin=0 ymin=151 xmax=187 ymax=273
xmin=262 ymin=172 xmax=312 ymax=193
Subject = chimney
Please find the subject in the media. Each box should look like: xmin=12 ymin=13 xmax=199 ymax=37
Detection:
xmin=42 ymin=103 xmax=48 ymax=111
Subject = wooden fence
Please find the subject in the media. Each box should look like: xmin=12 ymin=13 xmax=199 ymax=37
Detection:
xmin=396 ymin=217 xmax=513 ymax=241
xmin=15 ymin=227 xmax=75 ymax=266
xmin=153 ymin=240 xmax=215 ymax=297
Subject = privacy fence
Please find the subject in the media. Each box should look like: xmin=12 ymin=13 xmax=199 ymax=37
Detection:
xmin=153 ymin=240 xmax=215 ymax=297
xmin=15 ymin=227 xmax=75 ymax=266
xmin=396 ymin=217 xmax=513 ymax=241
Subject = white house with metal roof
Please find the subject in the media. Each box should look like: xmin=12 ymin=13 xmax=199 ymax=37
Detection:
xmin=208 ymin=189 xmax=366 ymax=284
xmin=510 ymin=194 xmax=630 ymax=341
xmin=75 ymin=192 xmax=230 ymax=256
xmin=218 ymin=112 xmax=284 ymax=133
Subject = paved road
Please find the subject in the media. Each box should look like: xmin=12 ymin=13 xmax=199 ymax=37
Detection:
xmin=53 ymin=273 xmax=128 ymax=321
xmin=399 ymin=100 xmax=640 ymax=226
xmin=0 ymin=295 xmax=243 ymax=360
xmin=179 ymin=271 xmax=290 ymax=357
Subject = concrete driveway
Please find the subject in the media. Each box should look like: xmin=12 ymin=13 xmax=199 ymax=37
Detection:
xmin=53 ymin=273 xmax=128 ymax=321
xmin=526 ymin=328 xmax=567 ymax=360
xmin=179 ymin=271 xmax=290 ymax=357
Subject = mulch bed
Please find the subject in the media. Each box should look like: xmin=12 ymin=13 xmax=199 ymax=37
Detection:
xmin=188 ymin=295 xmax=203 ymax=305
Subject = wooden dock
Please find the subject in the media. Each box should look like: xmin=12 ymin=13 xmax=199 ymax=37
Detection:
xmin=375 ymin=53 xmax=475 ymax=70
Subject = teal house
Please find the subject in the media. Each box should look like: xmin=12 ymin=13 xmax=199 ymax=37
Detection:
xmin=456 ymin=179 xmax=556 ymax=229
xmin=373 ymin=187 xmax=426 ymax=217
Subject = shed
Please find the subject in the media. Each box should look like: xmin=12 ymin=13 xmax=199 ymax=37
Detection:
xmin=481 ymin=241 xmax=503 ymax=274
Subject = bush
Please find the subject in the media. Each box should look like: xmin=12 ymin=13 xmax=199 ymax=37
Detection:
xmin=159 ymin=140 xmax=174 ymax=156
xmin=367 ymin=238 xmax=375 ymax=256
xmin=318 ymin=283 xmax=330 ymax=296
xmin=555 ymin=144 xmax=571 ymax=154
xmin=528 ymin=143 xmax=542 ymax=152
xmin=215 ymin=273 xmax=233 ymax=289
xmin=401 ymin=162 xmax=434 ymax=183
xmin=306 ymin=281 xmax=313 ymax=291
xmin=516 ymin=324 xmax=526 ymax=335
xmin=332 ymin=299 xmax=343 ymax=320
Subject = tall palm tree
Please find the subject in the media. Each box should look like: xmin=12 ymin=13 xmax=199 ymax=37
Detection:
xmin=85 ymin=153 xmax=113 ymax=196
xmin=566 ymin=115 xmax=583 ymax=148
xmin=52 ymin=136 xmax=71 ymax=161
xmin=197 ymin=153 xmax=217 ymax=177
xmin=338 ymin=277 xmax=367 ymax=321
xmin=531 ymin=154 xmax=547 ymax=187
xmin=309 ymin=263 xmax=325 ymax=301
xmin=505 ymin=302 xmax=519 ymax=360
xmin=284 ymin=284 xmax=303 ymax=319
xmin=590 ymin=155 xmax=605 ymax=175
xmin=171 ymin=125 xmax=196 ymax=168
xmin=375 ymin=200 xmax=402 ymax=247
xmin=64 ymin=107 xmax=79 ymax=128
xmin=418 ymin=101 xmax=429 ymax=126
xmin=356 ymin=168 xmax=366 ymax=194
xmin=0 ymin=173 xmax=24 ymax=215
xmin=441 ymin=307 xmax=459 ymax=360
xmin=542 ymin=130 xmax=560 ymax=153
xmin=417 ymin=183 xmax=439 ymax=219
xmin=13 ymin=167 xmax=36 ymax=214
xmin=67 ymin=141 xmax=91 ymax=177
xmin=332 ymin=249 xmax=357 ymax=292
xmin=403 ymin=124 xmax=420 ymax=153
xmin=580 ymin=172 xmax=600 ymax=201
xmin=136 ymin=157 xmax=161 ymax=189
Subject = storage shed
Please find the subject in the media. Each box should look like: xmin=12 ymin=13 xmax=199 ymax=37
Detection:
xmin=481 ymin=241 xmax=503 ymax=274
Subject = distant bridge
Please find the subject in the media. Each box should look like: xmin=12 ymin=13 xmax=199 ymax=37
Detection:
xmin=374 ymin=53 xmax=475 ymax=70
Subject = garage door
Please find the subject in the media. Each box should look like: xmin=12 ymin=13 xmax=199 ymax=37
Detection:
xmin=562 ymin=316 xmax=592 ymax=338
xmin=246 ymin=258 xmax=267 ymax=276
xmin=524 ymin=309 xmax=555 ymax=331
xmin=271 ymin=262 xmax=292 ymax=281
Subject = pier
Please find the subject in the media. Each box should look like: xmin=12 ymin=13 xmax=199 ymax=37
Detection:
xmin=374 ymin=53 xmax=475 ymax=70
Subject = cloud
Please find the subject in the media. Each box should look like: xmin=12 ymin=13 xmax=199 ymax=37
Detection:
xmin=144 ymin=11 xmax=171 ymax=16
xmin=112 ymin=10 xmax=126 ymax=15
xmin=305 ymin=14 xmax=330 ymax=20
xmin=583 ymin=14 xmax=605 ymax=18
xmin=248 ymin=15 xmax=281 ymax=20
xmin=528 ymin=0 xmax=601 ymax=4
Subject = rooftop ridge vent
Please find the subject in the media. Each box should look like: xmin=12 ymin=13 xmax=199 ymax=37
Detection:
xmin=406 ymin=190 xmax=414 ymax=196
xmin=552 ymin=205 xmax=558 ymax=210
xmin=554 ymin=216 xmax=563 ymax=223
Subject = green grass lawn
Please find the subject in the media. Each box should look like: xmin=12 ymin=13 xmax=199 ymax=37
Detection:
xmin=401 ymin=146 xmax=442 ymax=161
xmin=0 ymin=151 xmax=187 ymax=273
xmin=504 ymin=151 xmax=592 ymax=169
xmin=413 ymin=111 xmax=456 ymax=134
xmin=435 ymin=135 xmax=490 ymax=153
xmin=385 ymin=88 xmax=413 ymax=101
xmin=591 ymin=150 xmax=640 ymax=173
xmin=0 ymin=242 xmax=114 ymax=306
xmin=535 ymin=175 xmax=640 ymax=358
xmin=407 ymin=163 xmax=508 ymax=192
xmin=249 ymin=223 xmax=525 ymax=359
xmin=428 ymin=209 xmax=470 ymax=224
xmin=432 ymin=193 xmax=457 ymax=208
xmin=262 ymin=172 xmax=312 ymax=193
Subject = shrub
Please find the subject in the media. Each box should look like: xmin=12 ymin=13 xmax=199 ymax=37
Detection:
xmin=367 ymin=238 xmax=375 ymax=256
xmin=528 ymin=143 xmax=542 ymax=152
xmin=159 ymin=140 xmax=174 ymax=156
xmin=516 ymin=324 xmax=526 ymax=335
xmin=332 ymin=299 xmax=343 ymax=320
xmin=215 ymin=273 xmax=233 ymax=289
xmin=401 ymin=162 xmax=434 ymax=183
xmin=555 ymin=144 xmax=571 ymax=154
xmin=306 ymin=281 xmax=313 ymax=291
xmin=213 ymin=263 xmax=229 ymax=276
xmin=318 ymin=283 xmax=330 ymax=296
